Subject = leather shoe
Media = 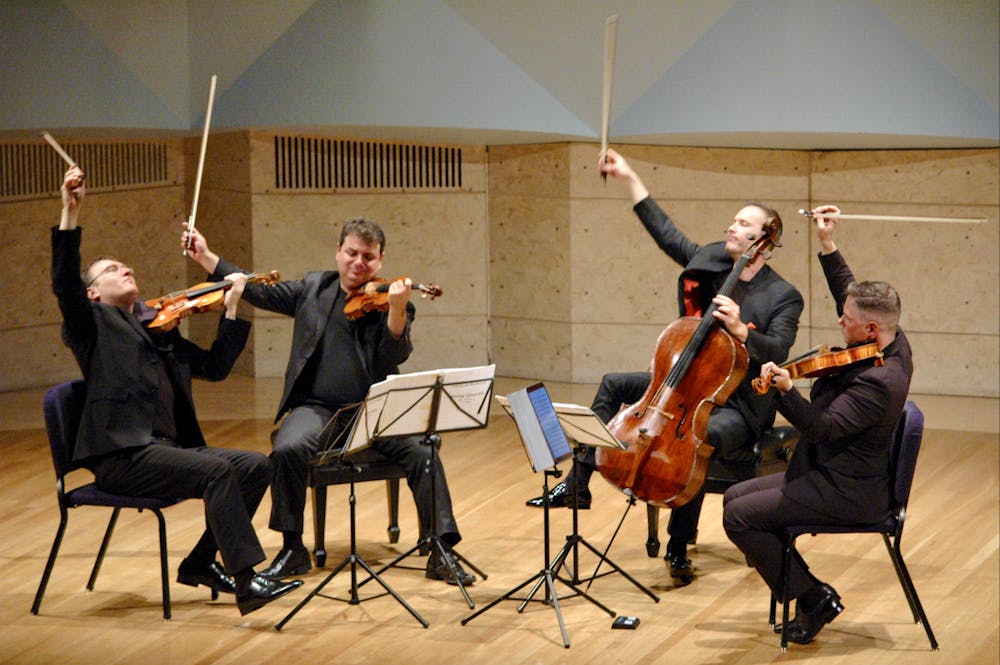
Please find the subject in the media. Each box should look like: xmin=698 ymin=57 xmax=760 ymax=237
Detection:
xmin=780 ymin=585 xmax=844 ymax=644
xmin=426 ymin=550 xmax=476 ymax=586
xmin=525 ymin=481 xmax=591 ymax=509
xmin=666 ymin=552 xmax=694 ymax=585
xmin=259 ymin=546 xmax=311 ymax=578
xmin=177 ymin=558 xmax=236 ymax=594
xmin=236 ymin=574 xmax=304 ymax=616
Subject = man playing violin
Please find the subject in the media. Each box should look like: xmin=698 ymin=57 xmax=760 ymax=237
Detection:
xmin=525 ymin=148 xmax=804 ymax=585
xmin=184 ymin=218 xmax=473 ymax=585
xmin=723 ymin=204 xmax=912 ymax=644
xmin=51 ymin=166 xmax=302 ymax=615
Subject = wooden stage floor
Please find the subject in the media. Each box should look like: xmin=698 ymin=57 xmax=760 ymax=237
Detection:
xmin=0 ymin=377 xmax=996 ymax=664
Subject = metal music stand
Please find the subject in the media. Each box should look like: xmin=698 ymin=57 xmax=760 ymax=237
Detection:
xmin=276 ymin=403 xmax=429 ymax=630
xmin=545 ymin=402 xmax=659 ymax=602
xmin=355 ymin=365 xmax=494 ymax=609
xmin=461 ymin=383 xmax=617 ymax=648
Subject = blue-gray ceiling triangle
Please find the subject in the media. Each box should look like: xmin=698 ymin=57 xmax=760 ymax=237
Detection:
xmin=214 ymin=0 xmax=592 ymax=136
xmin=0 ymin=0 xmax=184 ymax=131
xmin=614 ymin=0 xmax=998 ymax=142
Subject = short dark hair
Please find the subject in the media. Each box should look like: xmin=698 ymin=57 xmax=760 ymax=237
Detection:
xmin=848 ymin=280 xmax=901 ymax=329
xmin=339 ymin=217 xmax=386 ymax=253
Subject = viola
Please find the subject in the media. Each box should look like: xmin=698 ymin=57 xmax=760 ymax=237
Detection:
xmin=344 ymin=276 xmax=442 ymax=320
xmin=596 ymin=221 xmax=783 ymax=509
xmin=145 ymin=271 xmax=280 ymax=331
xmin=752 ymin=342 xmax=884 ymax=394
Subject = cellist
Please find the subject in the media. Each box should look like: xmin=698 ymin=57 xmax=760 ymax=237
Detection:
xmin=525 ymin=148 xmax=804 ymax=585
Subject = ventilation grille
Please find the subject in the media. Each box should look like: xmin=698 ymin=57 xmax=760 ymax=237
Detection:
xmin=274 ymin=136 xmax=462 ymax=191
xmin=0 ymin=141 xmax=169 ymax=200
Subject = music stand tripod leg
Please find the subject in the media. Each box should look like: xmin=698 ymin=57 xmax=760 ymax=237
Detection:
xmin=461 ymin=468 xmax=575 ymax=648
xmin=560 ymin=446 xmax=660 ymax=603
xmin=275 ymin=472 xmax=429 ymax=630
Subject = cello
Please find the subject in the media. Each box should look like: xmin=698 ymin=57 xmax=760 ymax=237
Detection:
xmin=596 ymin=222 xmax=782 ymax=509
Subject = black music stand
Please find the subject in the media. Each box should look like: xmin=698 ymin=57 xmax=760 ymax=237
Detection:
xmin=355 ymin=365 xmax=494 ymax=609
xmin=542 ymin=403 xmax=659 ymax=602
xmin=276 ymin=404 xmax=429 ymax=630
xmin=461 ymin=384 xmax=616 ymax=648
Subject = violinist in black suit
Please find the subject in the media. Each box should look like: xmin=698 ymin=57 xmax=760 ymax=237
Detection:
xmin=723 ymin=204 xmax=912 ymax=644
xmin=51 ymin=166 xmax=301 ymax=616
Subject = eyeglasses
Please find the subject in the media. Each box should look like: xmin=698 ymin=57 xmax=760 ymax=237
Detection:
xmin=86 ymin=262 xmax=132 ymax=287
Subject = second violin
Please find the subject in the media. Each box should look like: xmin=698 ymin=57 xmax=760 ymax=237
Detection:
xmin=344 ymin=276 xmax=442 ymax=320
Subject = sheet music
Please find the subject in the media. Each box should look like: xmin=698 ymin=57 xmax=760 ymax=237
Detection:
xmin=344 ymin=365 xmax=495 ymax=452
xmin=551 ymin=402 xmax=626 ymax=449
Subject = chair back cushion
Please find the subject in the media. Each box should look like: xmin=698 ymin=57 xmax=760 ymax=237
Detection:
xmin=42 ymin=381 xmax=87 ymax=478
xmin=890 ymin=400 xmax=924 ymax=510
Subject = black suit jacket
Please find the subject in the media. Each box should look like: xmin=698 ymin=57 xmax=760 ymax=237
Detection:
xmin=634 ymin=197 xmax=804 ymax=439
xmin=52 ymin=228 xmax=250 ymax=462
xmin=212 ymin=258 xmax=414 ymax=422
xmin=780 ymin=250 xmax=913 ymax=524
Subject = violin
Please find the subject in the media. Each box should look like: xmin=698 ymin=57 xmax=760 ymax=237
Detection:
xmin=145 ymin=271 xmax=280 ymax=331
xmin=344 ymin=276 xmax=442 ymax=320
xmin=752 ymin=342 xmax=884 ymax=394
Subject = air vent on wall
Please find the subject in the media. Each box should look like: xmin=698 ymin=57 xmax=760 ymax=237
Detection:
xmin=0 ymin=140 xmax=169 ymax=200
xmin=274 ymin=136 xmax=462 ymax=191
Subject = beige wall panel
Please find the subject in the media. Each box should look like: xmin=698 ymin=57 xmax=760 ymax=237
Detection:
xmin=805 ymin=207 xmax=998 ymax=336
xmin=253 ymin=318 xmax=294 ymax=378
xmin=489 ymin=193 xmax=571 ymax=321
xmin=488 ymin=144 xmax=570 ymax=197
xmin=573 ymin=144 xmax=809 ymax=202
xmin=811 ymin=149 xmax=999 ymax=205
xmin=249 ymin=192 xmax=487 ymax=316
xmin=406 ymin=314 xmax=490 ymax=373
xmin=195 ymin=131 xmax=251 ymax=194
xmin=490 ymin=317 xmax=572 ymax=381
xmin=0 ymin=325 xmax=80 ymax=391
xmin=569 ymin=322 xmax=666 ymax=384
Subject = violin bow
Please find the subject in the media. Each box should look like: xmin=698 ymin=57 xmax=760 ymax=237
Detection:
xmin=599 ymin=14 xmax=618 ymax=182
xmin=40 ymin=131 xmax=77 ymax=167
xmin=184 ymin=74 xmax=218 ymax=255
xmin=799 ymin=209 xmax=987 ymax=224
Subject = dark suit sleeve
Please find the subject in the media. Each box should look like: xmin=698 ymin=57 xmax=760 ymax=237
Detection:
xmin=633 ymin=196 xmax=701 ymax=267
xmin=778 ymin=371 xmax=892 ymax=449
xmin=51 ymin=226 xmax=96 ymax=357
xmin=213 ymin=256 xmax=304 ymax=317
xmin=175 ymin=316 xmax=251 ymax=382
xmin=818 ymin=250 xmax=856 ymax=316
xmin=744 ymin=282 xmax=803 ymax=365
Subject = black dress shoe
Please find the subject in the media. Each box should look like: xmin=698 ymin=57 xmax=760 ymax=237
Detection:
xmin=425 ymin=550 xmax=476 ymax=586
xmin=236 ymin=574 xmax=304 ymax=616
xmin=177 ymin=558 xmax=236 ymax=594
xmin=782 ymin=585 xmax=844 ymax=644
xmin=259 ymin=546 xmax=311 ymax=579
xmin=666 ymin=552 xmax=694 ymax=585
xmin=525 ymin=482 xmax=592 ymax=509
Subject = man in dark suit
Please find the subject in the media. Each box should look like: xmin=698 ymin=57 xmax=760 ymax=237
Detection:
xmin=723 ymin=204 xmax=912 ymax=644
xmin=184 ymin=218 xmax=472 ymax=585
xmin=51 ymin=166 xmax=301 ymax=616
xmin=526 ymin=148 xmax=804 ymax=584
